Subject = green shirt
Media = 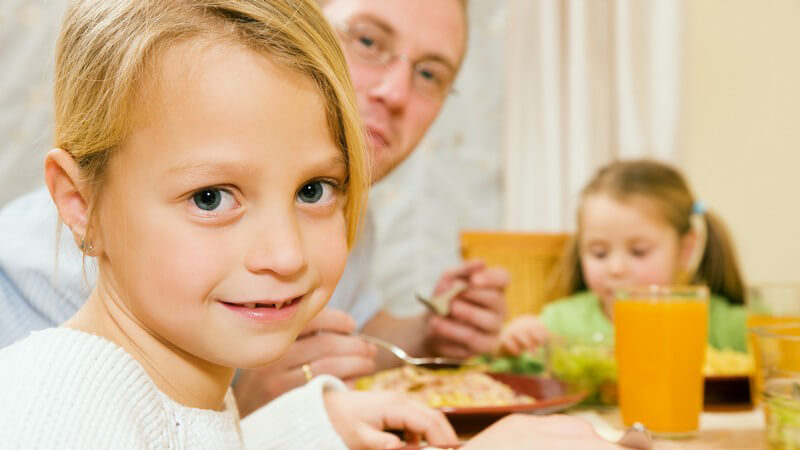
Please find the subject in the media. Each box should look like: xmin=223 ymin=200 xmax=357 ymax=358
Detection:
xmin=540 ymin=291 xmax=747 ymax=352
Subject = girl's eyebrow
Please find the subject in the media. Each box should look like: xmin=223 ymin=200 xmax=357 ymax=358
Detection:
xmin=165 ymin=153 xmax=348 ymax=177
xmin=305 ymin=153 xmax=348 ymax=176
xmin=166 ymin=160 xmax=258 ymax=178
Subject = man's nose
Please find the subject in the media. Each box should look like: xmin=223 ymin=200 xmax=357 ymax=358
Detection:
xmin=367 ymin=58 xmax=413 ymax=110
xmin=245 ymin=211 xmax=306 ymax=277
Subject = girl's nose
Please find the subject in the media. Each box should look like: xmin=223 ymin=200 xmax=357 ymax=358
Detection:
xmin=245 ymin=213 xmax=306 ymax=277
xmin=608 ymin=252 xmax=627 ymax=277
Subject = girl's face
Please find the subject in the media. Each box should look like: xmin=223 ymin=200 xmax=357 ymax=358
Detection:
xmin=94 ymin=39 xmax=349 ymax=369
xmin=579 ymin=194 xmax=686 ymax=313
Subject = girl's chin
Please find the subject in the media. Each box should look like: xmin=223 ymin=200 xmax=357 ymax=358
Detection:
xmin=217 ymin=338 xmax=298 ymax=370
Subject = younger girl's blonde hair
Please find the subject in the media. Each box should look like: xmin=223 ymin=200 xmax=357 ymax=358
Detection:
xmin=550 ymin=159 xmax=745 ymax=304
xmin=55 ymin=0 xmax=369 ymax=247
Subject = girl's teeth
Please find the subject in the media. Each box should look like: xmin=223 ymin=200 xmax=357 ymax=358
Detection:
xmin=275 ymin=302 xmax=283 ymax=310
xmin=245 ymin=303 xmax=256 ymax=309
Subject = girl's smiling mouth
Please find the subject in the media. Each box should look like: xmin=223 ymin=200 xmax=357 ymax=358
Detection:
xmin=218 ymin=296 xmax=305 ymax=322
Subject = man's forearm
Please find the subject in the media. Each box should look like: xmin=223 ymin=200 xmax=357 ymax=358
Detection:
xmin=360 ymin=310 xmax=432 ymax=370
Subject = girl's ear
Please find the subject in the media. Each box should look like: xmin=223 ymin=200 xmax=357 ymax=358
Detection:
xmin=44 ymin=149 xmax=98 ymax=253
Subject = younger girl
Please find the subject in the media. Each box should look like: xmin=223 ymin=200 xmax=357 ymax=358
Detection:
xmin=500 ymin=159 xmax=747 ymax=355
xmin=0 ymin=0 xmax=457 ymax=448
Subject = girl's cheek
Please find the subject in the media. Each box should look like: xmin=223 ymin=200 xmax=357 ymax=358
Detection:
xmin=582 ymin=260 xmax=605 ymax=291
xmin=634 ymin=257 xmax=674 ymax=285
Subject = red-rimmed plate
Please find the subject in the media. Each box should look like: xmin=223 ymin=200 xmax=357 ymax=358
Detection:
xmin=440 ymin=373 xmax=586 ymax=435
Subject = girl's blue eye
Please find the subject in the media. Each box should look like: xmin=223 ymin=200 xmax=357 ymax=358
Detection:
xmin=191 ymin=188 xmax=236 ymax=212
xmin=194 ymin=189 xmax=221 ymax=211
xmin=297 ymin=181 xmax=334 ymax=204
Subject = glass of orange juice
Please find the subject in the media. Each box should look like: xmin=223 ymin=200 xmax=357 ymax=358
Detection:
xmin=750 ymin=324 xmax=800 ymax=449
xmin=748 ymin=284 xmax=800 ymax=405
xmin=615 ymin=285 xmax=709 ymax=436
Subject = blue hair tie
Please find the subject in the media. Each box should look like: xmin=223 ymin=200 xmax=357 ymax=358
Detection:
xmin=692 ymin=201 xmax=706 ymax=215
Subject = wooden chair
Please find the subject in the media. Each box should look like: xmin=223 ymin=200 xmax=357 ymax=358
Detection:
xmin=460 ymin=231 xmax=571 ymax=320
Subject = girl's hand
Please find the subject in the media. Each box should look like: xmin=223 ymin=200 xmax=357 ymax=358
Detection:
xmin=323 ymin=390 xmax=458 ymax=450
xmin=498 ymin=315 xmax=550 ymax=355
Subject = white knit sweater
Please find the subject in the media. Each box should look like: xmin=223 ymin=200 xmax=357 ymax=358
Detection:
xmin=0 ymin=328 xmax=349 ymax=449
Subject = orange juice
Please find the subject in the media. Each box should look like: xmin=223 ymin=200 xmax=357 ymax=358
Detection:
xmin=615 ymin=288 xmax=709 ymax=435
xmin=747 ymin=315 xmax=800 ymax=404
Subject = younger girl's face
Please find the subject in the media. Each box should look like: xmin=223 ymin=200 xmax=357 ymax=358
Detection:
xmin=94 ymin=39 xmax=349 ymax=368
xmin=579 ymin=194 xmax=684 ymax=311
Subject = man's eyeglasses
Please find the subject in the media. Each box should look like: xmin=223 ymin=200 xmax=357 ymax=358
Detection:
xmin=336 ymin=22 xmax=457 ymax=100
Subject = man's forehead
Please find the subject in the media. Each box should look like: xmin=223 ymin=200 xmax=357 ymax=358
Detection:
xmin=323 ymin=0 xmax=466 ymax=69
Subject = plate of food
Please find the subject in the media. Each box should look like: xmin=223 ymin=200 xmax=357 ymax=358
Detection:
xmin=355 ymin=365 xmax=586 ymax=434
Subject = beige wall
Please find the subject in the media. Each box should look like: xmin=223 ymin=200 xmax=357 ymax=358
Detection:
xmin=682 ymin=0 xmax=800 ymax=285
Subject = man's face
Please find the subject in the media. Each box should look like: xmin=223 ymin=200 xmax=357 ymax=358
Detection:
xmin=323 ymin=0 xmax=466 ymax=182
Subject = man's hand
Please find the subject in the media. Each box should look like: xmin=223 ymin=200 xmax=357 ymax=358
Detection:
xmin=323 ymin=390 xmax=458 ymax=450
xmin=425 ymin=260 xmax=509 ymax=359
xmin=464 ymin=414 xmax=651 ymax=450
xmin=233 ymin=308 xmax=377 ymax=417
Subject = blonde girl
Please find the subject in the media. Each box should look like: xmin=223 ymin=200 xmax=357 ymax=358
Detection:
xmin=0 ymin=0 xmax=462 ymax=448
xmin=500 ymin=159 xmax=747 ymax=355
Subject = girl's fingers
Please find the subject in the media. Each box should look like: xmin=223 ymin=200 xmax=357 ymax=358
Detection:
xmin=502 ymin=335 xmax=521 ymax=356
xmin=381 ymin=398 xmax=458 ymax=447
xmin=356 ymin=425 xmax=404 ymax=450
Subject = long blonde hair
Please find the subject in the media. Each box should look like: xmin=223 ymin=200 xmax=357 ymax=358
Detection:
xmin=550 ymin=159 xmax=745 ymax=304
xmin=55 ymin=0 xmax=368 ymax=247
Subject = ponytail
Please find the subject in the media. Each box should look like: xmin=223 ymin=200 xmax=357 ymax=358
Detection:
xmin=694 ymin=211 xmax=745 ymax=304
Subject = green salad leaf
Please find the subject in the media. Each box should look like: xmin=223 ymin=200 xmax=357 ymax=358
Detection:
xmin=548 ymin=342 xmax=617 ymax=405
xmin=470 ymin=350 xmax=546 ymax=375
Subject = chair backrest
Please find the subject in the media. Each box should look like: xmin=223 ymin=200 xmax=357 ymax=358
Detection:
xmin=460 ymin=230 xmax=570 ymax=320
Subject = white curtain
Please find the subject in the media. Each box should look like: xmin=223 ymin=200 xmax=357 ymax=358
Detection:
xmin=503 ymin=0 xmax=684 ymax=231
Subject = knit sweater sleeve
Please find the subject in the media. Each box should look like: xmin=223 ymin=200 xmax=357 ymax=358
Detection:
xmin=240 ymin=375 xmax=349 ymax=450
xmin=0 ymin=329 xmax=170 ymax=449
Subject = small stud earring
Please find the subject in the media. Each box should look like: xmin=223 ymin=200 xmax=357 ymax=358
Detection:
xmin=80 ymin=239 xmax=95 ymax=255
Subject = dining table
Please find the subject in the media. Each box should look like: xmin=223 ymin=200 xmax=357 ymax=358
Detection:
xmin=401 ymin=406 xmax=766 ymax=449
xmin=571 ymin=406 xmax=766 ymax=449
